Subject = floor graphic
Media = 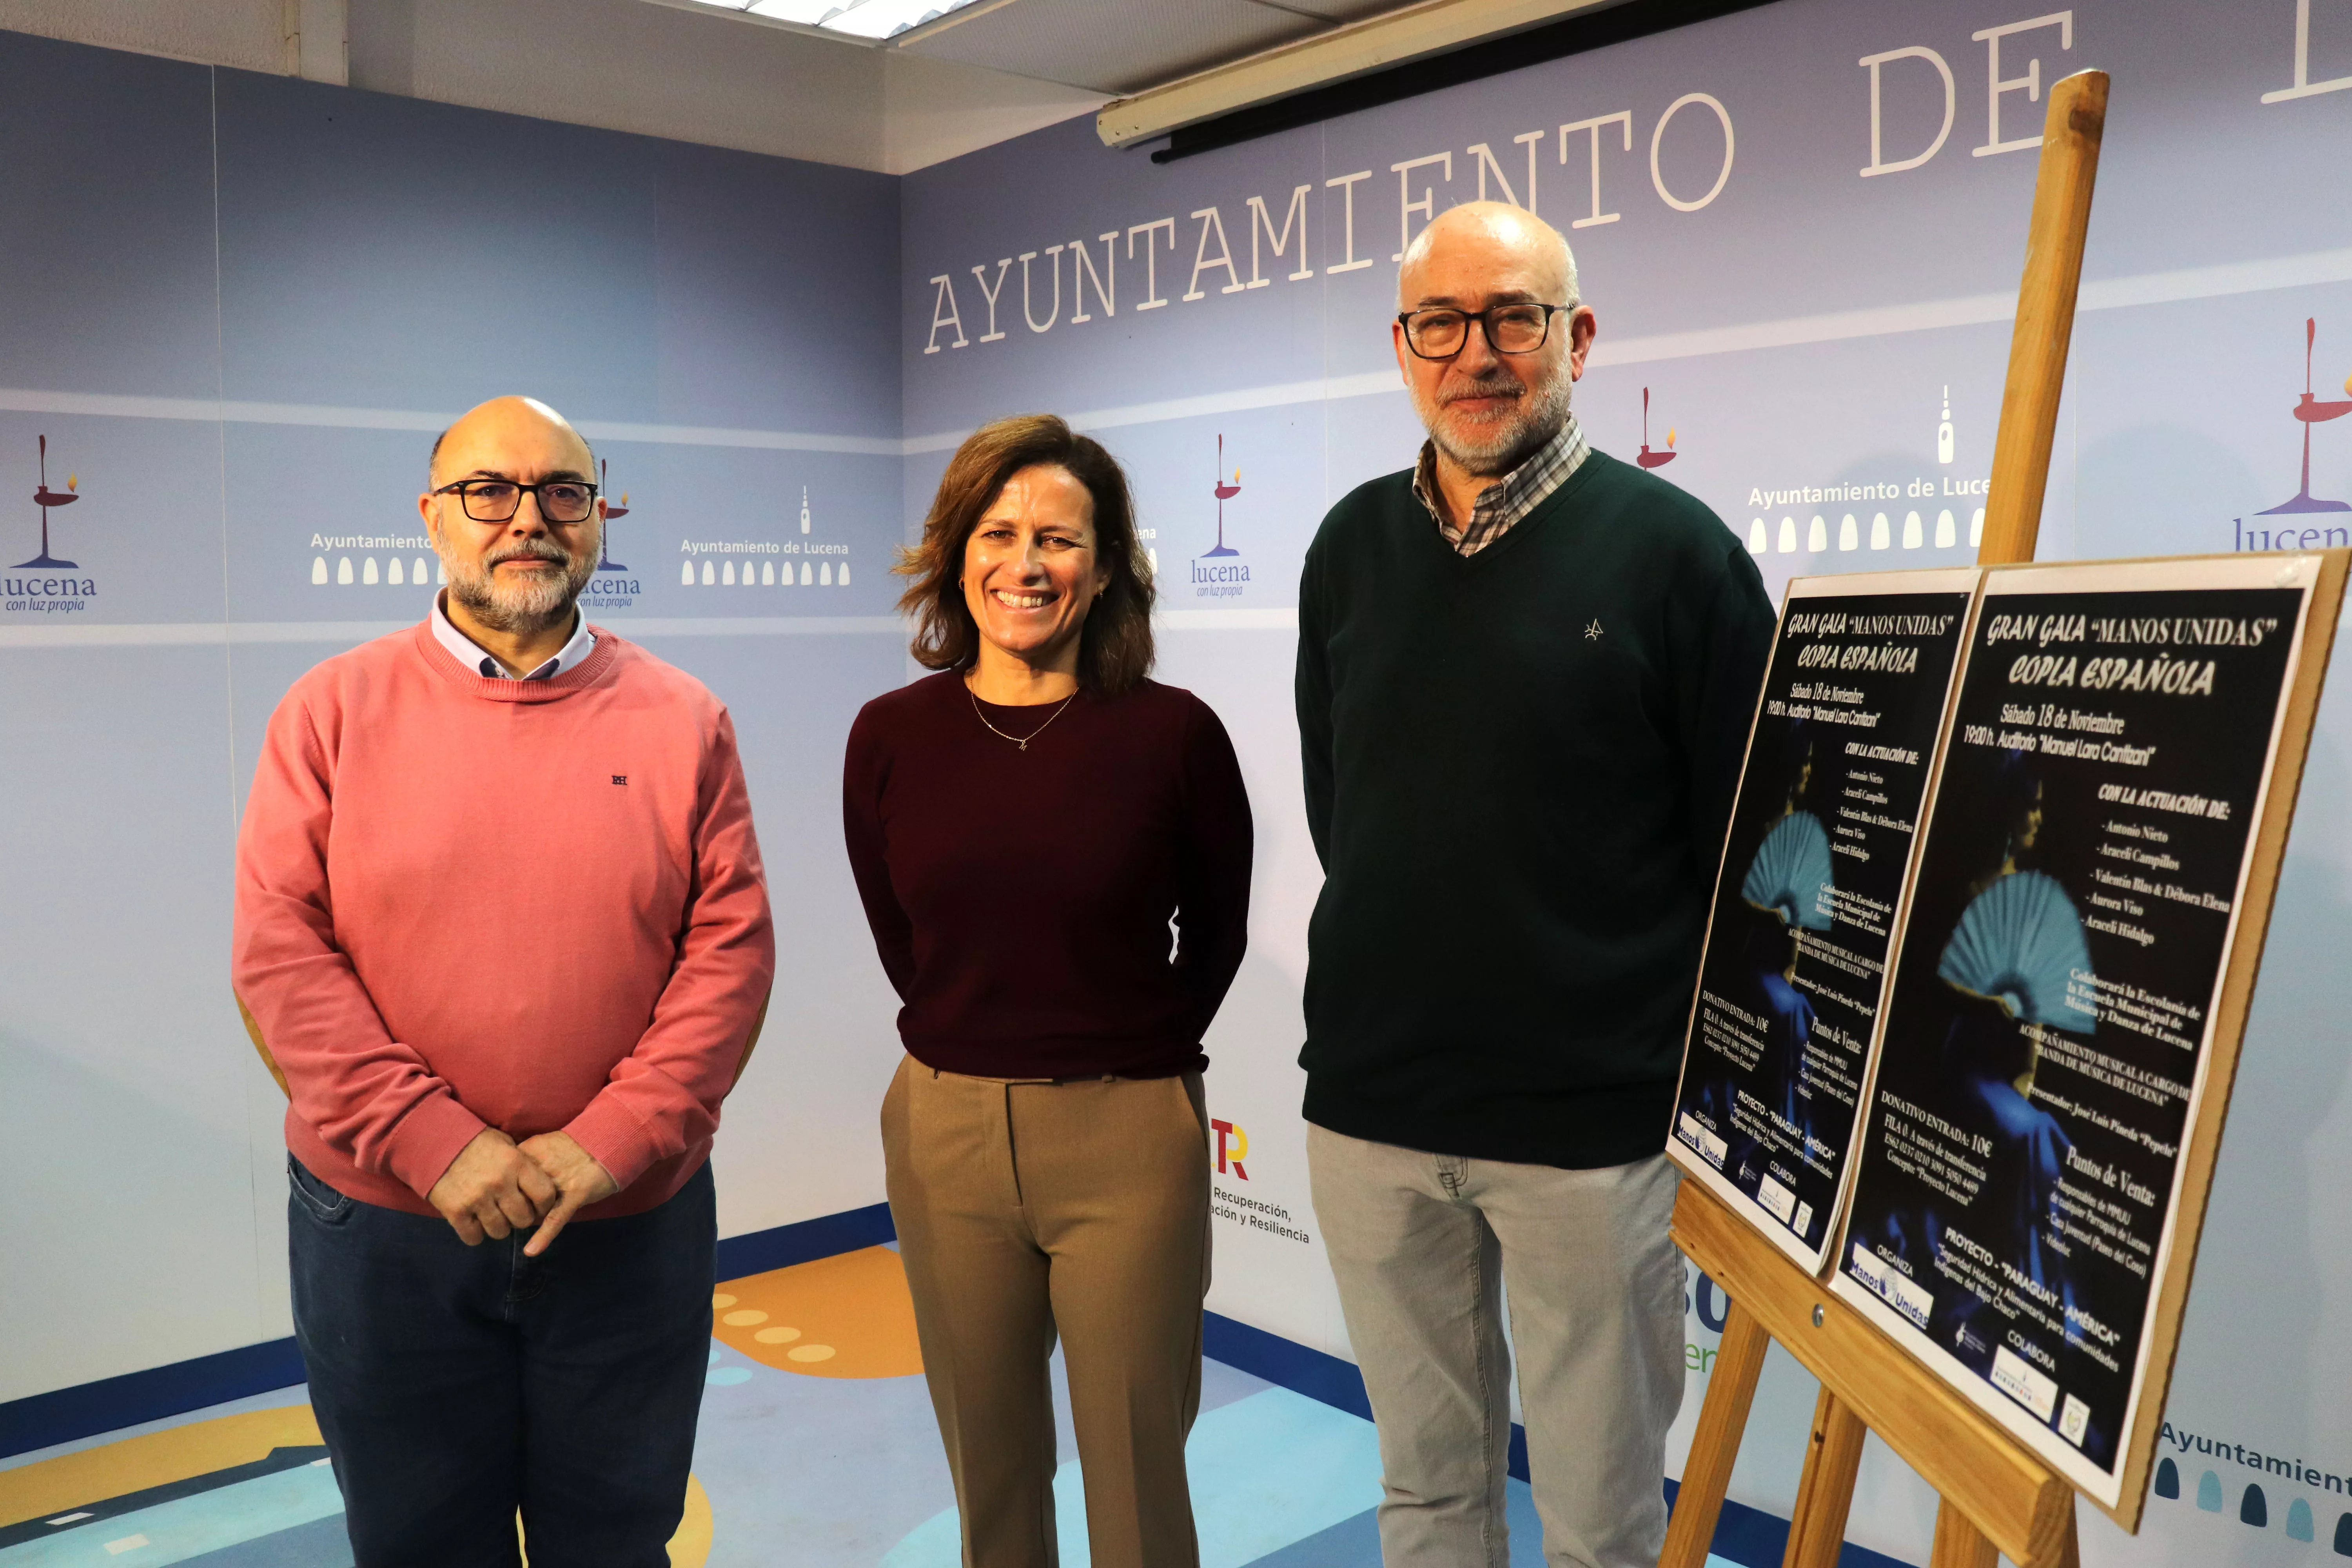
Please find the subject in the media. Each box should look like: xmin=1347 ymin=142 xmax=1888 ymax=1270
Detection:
xmin=883 ymin=1387 xmax=1381 ymax=1568
xmin=1 ymin=1246 xmax=1739 ymax=1568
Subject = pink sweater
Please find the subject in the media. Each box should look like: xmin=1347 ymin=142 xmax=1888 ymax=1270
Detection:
xmin=232 ymin=623 xmax=775 ymax=1218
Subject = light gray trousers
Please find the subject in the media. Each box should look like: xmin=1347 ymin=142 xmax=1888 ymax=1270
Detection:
xmin=1307 ymin=1126 xmax=1686 ymax=1568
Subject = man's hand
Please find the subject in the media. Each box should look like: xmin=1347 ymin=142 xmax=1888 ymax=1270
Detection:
xmin=516 ymin=1131 xmax=621 ymax=1257
xmin=427 ymin=1128 xmax=559 ymax=1246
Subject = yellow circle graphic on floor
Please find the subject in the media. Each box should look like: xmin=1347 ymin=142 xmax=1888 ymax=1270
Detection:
xmin=708 ymin=1245 xmax=922 ymax=1379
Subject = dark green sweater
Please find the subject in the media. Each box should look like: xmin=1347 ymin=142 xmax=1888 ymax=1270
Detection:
xmin=1295 ymin=449 xmax=1774 ymax=1168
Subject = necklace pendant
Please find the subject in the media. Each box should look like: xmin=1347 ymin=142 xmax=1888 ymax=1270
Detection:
xmin=1018 ymin=740 xmax=1028 ymax=751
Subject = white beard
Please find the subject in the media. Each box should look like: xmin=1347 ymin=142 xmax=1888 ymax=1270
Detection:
xmin=1413 ymin=353 xmax=1575 ymax=477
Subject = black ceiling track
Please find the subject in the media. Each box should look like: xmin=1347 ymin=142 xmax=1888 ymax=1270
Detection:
xmin=1147 ymin=0 xmax=1780 ymax=164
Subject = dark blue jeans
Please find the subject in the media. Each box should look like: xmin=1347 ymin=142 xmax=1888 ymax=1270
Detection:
xmin=288 ymin=1155 xmax=715 ymax=1568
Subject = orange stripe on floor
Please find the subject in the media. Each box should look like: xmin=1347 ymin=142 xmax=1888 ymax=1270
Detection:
xmin=0 ymin=1404 xmax=321 ymax=1529
xmin=711 ymin=1245 xmax=922 ymax=1379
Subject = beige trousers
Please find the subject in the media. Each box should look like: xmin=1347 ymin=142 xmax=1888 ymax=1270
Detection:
xmin=881 ymin=1057 xmax=1212 ymax=1568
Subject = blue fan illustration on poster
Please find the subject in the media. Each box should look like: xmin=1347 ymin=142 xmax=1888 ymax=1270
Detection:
xmin=1741 ymin=811 xmax=1835 ymax=933
xmin=1714 ymin=722 xmax=1835 ymax=1182
xmin=1936 ymin=869 xmax=2098 ymax=1034
xmin=1737 ymin=807 xmax=1834 ymax=1140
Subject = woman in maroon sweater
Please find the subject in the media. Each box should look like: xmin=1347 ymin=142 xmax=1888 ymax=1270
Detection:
xmin=843 ymin=415 xmax=1252 ymax=1568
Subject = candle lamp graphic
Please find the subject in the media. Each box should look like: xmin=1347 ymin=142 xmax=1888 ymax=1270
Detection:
xmin=596 ymin=458 xmax=629 ymax=571
xmin=1203 ymin=434 xmax=1241 ymax=557
xmin=2257 ymin=318 xmax=2352 ymax=515
xmin=1635 ymin=388 xmax=1677 ymax=469
xmin=16 ymin=435 xmax=81 ymax=568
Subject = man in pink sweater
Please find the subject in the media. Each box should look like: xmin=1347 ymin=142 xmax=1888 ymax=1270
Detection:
xmin=233 ymin=396 xmax=775 ymax=1566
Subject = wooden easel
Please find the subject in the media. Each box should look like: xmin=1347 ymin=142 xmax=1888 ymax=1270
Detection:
xmin=1659 ymin=69 xmax=2109 ymax=1568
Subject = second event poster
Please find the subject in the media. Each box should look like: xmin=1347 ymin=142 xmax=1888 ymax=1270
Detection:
xmin=1833 ymin=555 xmax=2329 ymax=1505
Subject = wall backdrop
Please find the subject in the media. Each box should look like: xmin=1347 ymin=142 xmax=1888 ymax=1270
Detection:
xmin=3 ymin=2 xmax=2350 ymax=1563
xmin=0 ymin=28 xmax=909 ymax=1408
xmin=899 ymin=2 xmax=2352 ymax=1564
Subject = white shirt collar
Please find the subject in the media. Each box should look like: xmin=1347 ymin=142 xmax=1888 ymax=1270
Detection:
xmin=430 ymin=591 xmax=596 ymax=681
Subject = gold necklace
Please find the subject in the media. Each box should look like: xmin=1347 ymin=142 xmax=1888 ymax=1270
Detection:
xmin=968 ymin=682 xmax=1078 ymax=751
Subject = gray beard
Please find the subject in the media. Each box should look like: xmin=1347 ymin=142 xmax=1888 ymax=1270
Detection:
xmin=437 ymin=540 xmax=595 ymax=635
xmin=1416 ymin=355 xmax=1575 ymax=478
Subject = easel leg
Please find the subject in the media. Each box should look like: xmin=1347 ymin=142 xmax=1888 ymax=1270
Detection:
xmin=1927 ymin=1501 xmax=2000 ymax=1568
xmin=1661 ymin=1299 xmax=1771 ymax=1568
xmin=1780 ymin=1388 xmax=1867 ymax=1568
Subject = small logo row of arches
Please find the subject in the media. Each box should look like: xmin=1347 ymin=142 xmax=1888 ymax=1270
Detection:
xmin=1747 ymin=509 xmax=1988 ymax=555
xmin=684 ymin=559 xmax=849 ymax=586
xmin=312 ymin=555 xmax=441 ymax=585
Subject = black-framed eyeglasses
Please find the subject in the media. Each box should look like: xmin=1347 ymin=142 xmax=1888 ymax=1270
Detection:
xmin=1397 ymin=303 xmax=1574 ymax=359
xmin=432 ymin=479 xmax=600 ymax=524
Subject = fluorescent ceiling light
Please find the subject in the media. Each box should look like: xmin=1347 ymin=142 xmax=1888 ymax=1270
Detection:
xmin=1098 ymin=0 xmax=1617 ymax=147
xmin=740 ymin=0 xmax=985 ymax=39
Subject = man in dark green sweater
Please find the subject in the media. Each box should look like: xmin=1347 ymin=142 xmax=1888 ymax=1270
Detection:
xmin=1296 ymin=201 xmax=1773 ymax=1567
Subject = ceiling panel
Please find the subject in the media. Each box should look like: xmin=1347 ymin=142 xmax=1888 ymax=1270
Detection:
xmin=897 ymin=0 xmax=1334 ymax=94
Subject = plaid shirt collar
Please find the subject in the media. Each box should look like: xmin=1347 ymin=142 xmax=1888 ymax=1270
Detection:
xmin=1412 ymin=414 xmax=1591 ymax=557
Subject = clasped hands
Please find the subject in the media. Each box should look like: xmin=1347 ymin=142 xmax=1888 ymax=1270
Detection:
xmin=426 ymin=1127 xmax=619 ymax=1256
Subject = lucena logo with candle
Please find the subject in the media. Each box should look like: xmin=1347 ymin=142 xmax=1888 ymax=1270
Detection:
xmin=3 ymin=435 xmax=94 ymax=614
xmin=1192 ymin=433 xmax=1250 ymax=599
xmin=2232 ymin=317 xmax=2352 ymax=554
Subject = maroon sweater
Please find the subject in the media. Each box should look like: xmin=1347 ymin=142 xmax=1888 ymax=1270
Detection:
xmin=842 ymin=671 xmax=1252 ymax=1079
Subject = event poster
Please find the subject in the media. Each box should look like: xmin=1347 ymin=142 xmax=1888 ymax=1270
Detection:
xmin=1831 ymin=554 xmax=2334 ymax=1506
xmin=1670 ymin=570 xmax=1978 ymax=1273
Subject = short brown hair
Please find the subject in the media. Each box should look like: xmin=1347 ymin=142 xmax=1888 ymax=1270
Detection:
xmin=897 ymin=414 xmax=1156 ymax=694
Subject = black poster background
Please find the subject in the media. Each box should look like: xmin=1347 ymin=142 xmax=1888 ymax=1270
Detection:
xmin=1838 ymin=585 xmax=2304 ymax=1480
xmin=1673 ymin=588 xmax=1971 ymax=1256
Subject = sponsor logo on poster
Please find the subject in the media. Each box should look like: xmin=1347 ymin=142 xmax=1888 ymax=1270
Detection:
xmin=1193 ymin=434 xmax=1248 ymax=599
xmin=1991 ymin=1342 xmax=2061 ymax=1422
xmin=1848 ymin=1242 xmax=1933 ymax=1328
xmin=4 ymin=436 xmax=95 ymax=614
xmin=680 ymin=484 xmax=851 ymax=589
xmin=2232 ymin=316 xmax=2352 ymax=553
xmin=1677 ymin=1110 xmax=1729 ymax=1168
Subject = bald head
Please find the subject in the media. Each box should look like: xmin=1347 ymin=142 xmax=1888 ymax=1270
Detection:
xmin=429 ymin=396 xmax=593 ymax=490
xmin=1398 ymin=201 xmax=1577 ymax=310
